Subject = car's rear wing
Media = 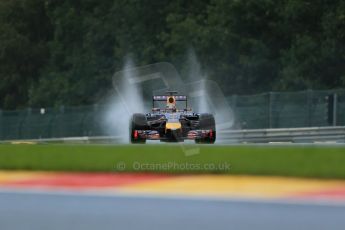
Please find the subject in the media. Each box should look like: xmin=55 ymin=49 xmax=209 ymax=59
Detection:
xmin=152 ymin=95 xmax=188 ymax=109
xmin=152 ymin=95 xmax=187 ymax=101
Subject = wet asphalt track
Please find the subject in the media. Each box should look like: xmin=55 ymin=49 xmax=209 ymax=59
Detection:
xmin=0 ymin=191 xmax=345 ymax=230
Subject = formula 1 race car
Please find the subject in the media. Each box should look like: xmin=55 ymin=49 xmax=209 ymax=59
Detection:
xmin=130 ymin=91 xmax=216 ymax=144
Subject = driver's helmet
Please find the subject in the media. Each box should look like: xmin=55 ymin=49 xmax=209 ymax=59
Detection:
xmin=166 ymin=96 xmax=176 ymax=109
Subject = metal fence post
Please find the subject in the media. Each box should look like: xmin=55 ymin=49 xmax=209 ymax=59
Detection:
xmin=333 ymin=93 xmax=337 ymax=126
xmin=231 ymin=94 xmax=237 ymax=117
xmin=268 ymin=92 xmax=273 ymax=128
xmin=307 ymin=89 xmax=312 ymax=127
xmin=58 ymin=105 xmax=65 ymax=137
xmin=47 ymin=108 xmax=55 ymax=138
xmin=0 ymin=109 xmax=2 ymax=140
xmin=26 ymin=108 xmax=32 ymax=139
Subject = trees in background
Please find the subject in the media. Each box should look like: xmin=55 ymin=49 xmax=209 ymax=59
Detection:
xmin=0 ymin=0 xmax=51 ymax=109
xmin=0 ymin=0 xmax=344 ymax=109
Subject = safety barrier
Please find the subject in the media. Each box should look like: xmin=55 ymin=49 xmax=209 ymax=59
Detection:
xmin=218 ymin=126 xmax=345 ymax=143
xmin=1 ymin=126 xmax=344 ymax=144
xmin=0 ymin=136 xmax=122 ymax=144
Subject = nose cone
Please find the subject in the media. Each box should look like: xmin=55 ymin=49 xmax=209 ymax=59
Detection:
xmin=165 ymin=122 xmax=182 ymax=130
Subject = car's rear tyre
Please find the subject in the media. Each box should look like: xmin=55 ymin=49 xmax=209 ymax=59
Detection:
xmin=195 ymin=113 xmax=216 ymax=144
xmin=130 ymin=113 xmax=148 ymax=144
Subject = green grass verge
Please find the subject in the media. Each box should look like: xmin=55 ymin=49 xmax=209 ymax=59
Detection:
xmin=0 ymin=144 xmax=344 ymax=179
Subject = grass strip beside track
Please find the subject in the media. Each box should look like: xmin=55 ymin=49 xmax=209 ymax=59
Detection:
xmin=0 ymin=144 xmax=344 ymax=179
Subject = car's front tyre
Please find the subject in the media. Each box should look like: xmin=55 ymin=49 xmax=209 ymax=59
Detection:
xmin=130 ymin=113 xmax=148 ymax=144
xmin=195 ymin=113 xmax=216 ymax=144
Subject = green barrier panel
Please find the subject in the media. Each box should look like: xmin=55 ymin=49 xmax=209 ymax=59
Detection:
xmin=234 ymin=93 xmax=269 ymax=129
xmin=271 ymin=91 xmax=310 ymax=128
xmin=0 ymin=109 xmax=2 ymax=140
xmin=337 ymin=90 xmax=345 ymax=126
xmin=50 ymin=106 xmax=89 ymax=138
xmin=20 ymin=108 xmax=56 ymax=139
xmin=81 ymin=105 xmax=108 ymax=136
xmin=1 ymin=110 xmax=27 ymax=140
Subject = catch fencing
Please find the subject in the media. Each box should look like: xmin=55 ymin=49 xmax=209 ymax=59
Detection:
xmin=0 ymin=89 xmax=344 ymax=140
xmin=228 ymin=89 xmax=345 ymax=129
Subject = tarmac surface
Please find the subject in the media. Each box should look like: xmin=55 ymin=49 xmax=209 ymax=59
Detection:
xmin=0 ymin=171 xmax=345 ymax=230
xmin=0 ymin=191 xmax=345 ymax=230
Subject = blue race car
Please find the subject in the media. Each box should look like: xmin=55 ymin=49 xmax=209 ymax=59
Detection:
xmin=130 ymin=91 xmax=216 ymax=144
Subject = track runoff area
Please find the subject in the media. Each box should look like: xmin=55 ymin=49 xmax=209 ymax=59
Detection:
xmin=0 ymin=144 xmax=345 ymax=230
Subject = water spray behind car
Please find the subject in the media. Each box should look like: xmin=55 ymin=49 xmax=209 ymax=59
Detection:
xmin=186 ymin=49 xmax=235 ymax=142
xmin=103 ymin=57 xmax=145 ymax=143
xmin=105 ymin=52 xmax=234 ymax=144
